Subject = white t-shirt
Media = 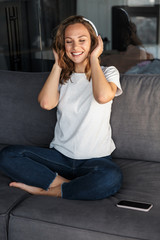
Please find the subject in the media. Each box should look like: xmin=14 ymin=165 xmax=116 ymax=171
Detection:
xmin=50 ymin=66 xmax=122 ymax=159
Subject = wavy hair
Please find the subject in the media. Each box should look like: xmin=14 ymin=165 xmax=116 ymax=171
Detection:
xmin=52 ymin=15 xmax=99 ymax=84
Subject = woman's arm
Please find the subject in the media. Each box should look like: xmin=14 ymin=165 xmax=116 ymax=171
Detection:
xmin=38 ymin=50 xmax=62 ymax=110
xmin=90 ymin=36 xmax=117 ymax=104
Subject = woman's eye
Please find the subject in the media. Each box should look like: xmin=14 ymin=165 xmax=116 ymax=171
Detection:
xmin=79 ymin=39 xmax=85 ymax=42
xmin=66 ymin=41 xmax=72 ymax=44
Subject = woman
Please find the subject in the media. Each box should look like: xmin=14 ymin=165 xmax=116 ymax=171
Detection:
xmin=0 ymin=15 xmax=122 ymax=200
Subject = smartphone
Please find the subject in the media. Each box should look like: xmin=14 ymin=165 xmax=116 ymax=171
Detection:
xmin=116 ymin=200 xmax=153 ymax=212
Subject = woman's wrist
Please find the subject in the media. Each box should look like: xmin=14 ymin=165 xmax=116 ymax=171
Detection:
xmin=90 ymin=55 xmax=99 ymax=66
xmin=53 ymin=62 xmax=62 ymax=73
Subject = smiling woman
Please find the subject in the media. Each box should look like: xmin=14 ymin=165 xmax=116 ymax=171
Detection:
xmin=0 ymin=15 xmax=123 ymax=201
xmin=64 ymin=23 xmax=91 ymax=72
xmin=52 ymin=15 xmax=99 ymax=83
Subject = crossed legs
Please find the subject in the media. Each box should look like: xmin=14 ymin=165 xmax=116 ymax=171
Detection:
xmin=0 ymin=145 xmax=122 ymax=200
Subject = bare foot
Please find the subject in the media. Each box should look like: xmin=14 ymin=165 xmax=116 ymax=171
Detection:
xmin=9 ymin=182 xmax=62 ymax=197
xmin=49 ymin=175 xmax=70 ymax=188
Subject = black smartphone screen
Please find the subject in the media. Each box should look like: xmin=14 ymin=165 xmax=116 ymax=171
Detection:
xmin=117 ymin=200 xmax=153 ymax=211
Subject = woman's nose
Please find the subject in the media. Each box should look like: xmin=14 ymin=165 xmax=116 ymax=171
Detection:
xmin=73 ymin=41 xmax=79 ymax=49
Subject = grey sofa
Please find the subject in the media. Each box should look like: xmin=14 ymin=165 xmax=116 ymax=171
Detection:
xmin=0 ymin=70 xmax=160 ymax=240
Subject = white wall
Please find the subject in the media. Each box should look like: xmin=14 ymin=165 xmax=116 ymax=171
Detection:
xmin=76 ymin=0 xmax=127 ymax=48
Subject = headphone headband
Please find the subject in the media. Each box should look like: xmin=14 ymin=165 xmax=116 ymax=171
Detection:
xmin=83 ymin=18 xmax=98 ymax=36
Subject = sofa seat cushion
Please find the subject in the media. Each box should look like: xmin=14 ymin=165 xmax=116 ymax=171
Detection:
xmin=8 ymin=159 xmax=160 ymax=240
xmin=0 ymin=172 xmax=30 ymax=240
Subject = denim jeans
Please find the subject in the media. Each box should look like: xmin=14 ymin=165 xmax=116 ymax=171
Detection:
xmin=0 ymin=145 xmax=122 ymax=200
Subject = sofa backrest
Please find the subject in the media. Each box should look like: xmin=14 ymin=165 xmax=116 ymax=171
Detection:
xmin=111 ymin=74 xmax=160 ymax=162
xmin=0 ymin=70 xmax=160 ymax=163
xmin=0 ymin=70 xmax=56 ymax=150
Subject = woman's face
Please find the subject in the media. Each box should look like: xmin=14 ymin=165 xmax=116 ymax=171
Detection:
xmin=64 ymin=23 xmax=91 ymax=72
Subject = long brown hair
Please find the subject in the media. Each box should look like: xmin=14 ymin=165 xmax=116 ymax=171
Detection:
xmin=52 ymin=15 xmax=99 ymax=84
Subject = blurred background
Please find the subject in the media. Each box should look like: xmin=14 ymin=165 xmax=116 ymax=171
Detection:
xmin=0 ymin=0 xmax=159 ymax=72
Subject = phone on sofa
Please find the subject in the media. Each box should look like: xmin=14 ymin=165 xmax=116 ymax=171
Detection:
xmin=116 ymin=200 xmax=153 ymax=212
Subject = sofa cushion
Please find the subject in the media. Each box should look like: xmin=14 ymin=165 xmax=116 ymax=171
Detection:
xmin=8 ymin=158 xmax=160 ymax=240
xmin=0 ymin=144 xmax=8 ymax=151
xmin=0 ymin=70 xmax=56 ymax=148
xmin=0 ymin=172 xmax=29 ymax=240
xmin=111 ymin=74 xmax=160 ymax=162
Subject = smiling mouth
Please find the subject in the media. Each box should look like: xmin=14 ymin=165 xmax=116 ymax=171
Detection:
xmin=72 ymin=52 xmax=83 ymax=56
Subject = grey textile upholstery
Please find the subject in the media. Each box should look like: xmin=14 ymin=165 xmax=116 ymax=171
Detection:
xmin=7 ymin=158 xmax=160 ymax=240
xmin=0 ymin=70 xmax=56 ymax=148
xmin=0 ymin=173 xmax=29 ymax=240
xmin=0 ymin=70 xmax=160 ymax=240
xmin=111 ymin=74 xmax=160 ymax=162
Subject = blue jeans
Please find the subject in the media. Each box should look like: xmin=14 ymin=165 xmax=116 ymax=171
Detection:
xmin=0 ymin=145 xmax=122 ymax=200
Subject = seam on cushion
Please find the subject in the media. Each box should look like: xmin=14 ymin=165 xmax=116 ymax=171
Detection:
xmin=9 ymin=214 xmax=148 ymax=240
xmin=1 ymin=193 xmax=31 ymax=240
xmin=113 ymin=157 xmax=160 ymax=164
xmin=0 ymin=193 xmax=30 ymax=216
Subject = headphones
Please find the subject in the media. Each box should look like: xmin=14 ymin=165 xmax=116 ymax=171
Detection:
xmin=83 ymin=18 xmax=98 ymax=36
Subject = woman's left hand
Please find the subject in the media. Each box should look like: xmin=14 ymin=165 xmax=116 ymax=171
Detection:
xmin=90 ymin=35 xmax=103 ymax=59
